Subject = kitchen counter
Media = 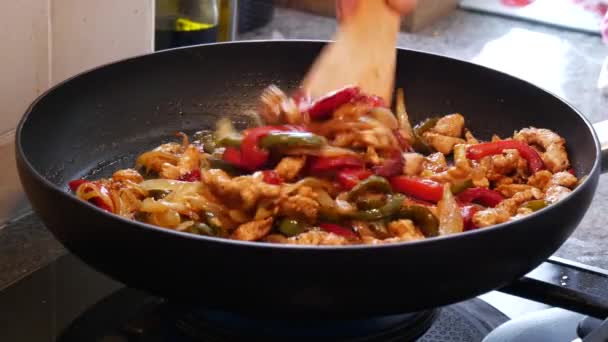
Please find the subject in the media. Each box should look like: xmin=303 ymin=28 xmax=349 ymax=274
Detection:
xmin=1 ymin=7 xmax=608 ymax=290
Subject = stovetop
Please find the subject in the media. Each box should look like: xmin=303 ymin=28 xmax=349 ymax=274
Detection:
xmin=1 ymin=254 xmax=607 ymax=342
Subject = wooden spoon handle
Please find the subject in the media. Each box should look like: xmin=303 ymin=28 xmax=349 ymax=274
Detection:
xmin=302 ymin=0 xmax=401 ymax=104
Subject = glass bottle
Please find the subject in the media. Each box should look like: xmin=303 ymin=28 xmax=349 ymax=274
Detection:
xmin=155 ymin=0 xmax=220 ymax=51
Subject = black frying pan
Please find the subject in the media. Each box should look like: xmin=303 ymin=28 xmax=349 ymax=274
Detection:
xmin=15 ymin=41 xmax=608 ymax=318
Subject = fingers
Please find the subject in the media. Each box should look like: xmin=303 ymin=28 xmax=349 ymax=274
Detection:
xmin=337 ymin=0 xmax=417 ymax=22
xmin=336 ymin=0 xmax=359 ymax=22
xmin=386 ymin=0 xmax=417 ymax=14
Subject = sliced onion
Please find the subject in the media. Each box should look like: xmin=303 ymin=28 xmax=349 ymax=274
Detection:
xmin=315 ymin=189 xmax=336 ymax=209
xmin=242 ymin=109 xmax=264 ymax=127
xmin=140 ymin=197 xmax=169 ymax=213
xmin=139 ymin=179 xmax=202 ymax=193
xmin=368 ymin=107 xmax=399 ymax=130
xmin=335 ymin=192 xmax=356 ymax=215
xmin=215 ymin=117 xmax=237 ymax=142
xmin=148 ymin=209 xmax=181 ymax=228
xmin=395 ymin=88 xmax=414 ymax=138
xmin=136 ymin=151 xmax=179 ymax=170
xmin=282 ymin=177 xmax=335 ymax=196
xmin=437 ymin=183 xmax=463 ymax=235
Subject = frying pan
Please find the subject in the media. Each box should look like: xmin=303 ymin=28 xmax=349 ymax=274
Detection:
xmin=15 ymin=41 xmax=608 ymax=318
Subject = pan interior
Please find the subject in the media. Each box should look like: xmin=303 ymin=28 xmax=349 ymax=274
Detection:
xmin=19 ymin=41 xmax=597 ymax=187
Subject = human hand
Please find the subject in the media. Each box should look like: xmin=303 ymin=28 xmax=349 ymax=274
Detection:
xmin=336 ymin=0 xmax=417 ymax=20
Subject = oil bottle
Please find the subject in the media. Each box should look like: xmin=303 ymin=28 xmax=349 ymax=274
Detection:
xmin=155 ymin=0 xmax=232 ymax=51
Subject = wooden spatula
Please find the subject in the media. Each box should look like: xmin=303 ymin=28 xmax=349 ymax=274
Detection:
xmin=302 ymin=0 xmax=401 ymax=104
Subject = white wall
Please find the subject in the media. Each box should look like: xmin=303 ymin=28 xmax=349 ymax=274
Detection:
xmin=0 ymin=0 xmax=154 ymax=225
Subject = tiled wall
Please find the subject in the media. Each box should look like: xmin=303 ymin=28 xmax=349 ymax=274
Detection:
xmin=0 ymin=0 xmax=154 ymax=225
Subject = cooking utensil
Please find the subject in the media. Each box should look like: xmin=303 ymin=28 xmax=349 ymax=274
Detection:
xmin=15 ymin=40 xmax=608 ymax=318
xmin=302 ymin=0 xmax=400 ymax=103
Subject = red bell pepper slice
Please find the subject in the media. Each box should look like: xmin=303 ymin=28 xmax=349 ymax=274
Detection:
xmin=466 ymin=140 xmax=545 ymax=173
xmin=308 ymin=86 xmax=360 ymax=119
xmin=319 ymin=223 xmax=358 ymax=239
xmin=456 ymin=188 xmax=504 ymax=208
xmin=222 ymin=147 xmax=245 ymax=167
xmin=262 ymin=170 xmax=283 ymax=185
xmin=178 ymin=169 xmax=201 ymax=182
xmin=239 ymin=125 xmax=306 ymax=171
xmin=373 ymin=151 xmax=404 ymax=178
xmin=405 ymin=197 xmax=435 ymax=207
xmin=239 ymin=127 xmax=277 ymax=171
xmin=68 ymin=179 xmax=87 ymax=191
xmin=354 ymin=94 xmax=386 ymax=108
xmin=308 ymin=156 xmax=365 ymax=174
xmin=92 ymin=184 xmax=113 ymax=212
xmin=336 ymin=168 xmax=373 ymax=190
xmin=390 ymin=176 xmax=444 ymax=203
xmin=460 ymin=204 xmax=482 ymax=231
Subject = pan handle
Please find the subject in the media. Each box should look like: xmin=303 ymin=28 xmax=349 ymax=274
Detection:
xmin=593 ymin=120 xmax=608 ymax=173
xmin=498 ymin=257 xmax=608 ymax=319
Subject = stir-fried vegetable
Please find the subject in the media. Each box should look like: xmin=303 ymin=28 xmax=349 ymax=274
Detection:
xmin=395 ymin=88 xmax=414 ymax=139
xmin=351 ymin=194 xmax=405 ymax=221
xmin=319 ymin=223 xmax=358 ymax=238
xmin=259 ymin=132 xmax=325 ymax=149
xmin=69 ymin=84 xmax=579 ymax=245
xmin=189 ymin=222 xmax=217 ymax=236
xmin=279 ymin=219 xmax=306 ymax=237
xmin=308 ymin=86 xmax=360 ymax=119
xmin=207 ymin=157 xmax=243 ymax=175
xmin=394 ymin=204 xmax=439 ymax=237
xmin=68 ymin=179 xmax=87 ymax=191
xmin=222 ymin=125 xmax=308 ymax=171
xmin=148 ymin=189 xmax=171 ymax=200
xmin=308 ymin=156 xmax=364 ymax=173
xmin=521 ymin=199 xmax=549 ymax=212
xmin=390 ymin=176 xmax=443 ymax=202
xmin=222 ymin=147 xmax=246 ymax=169
xmin=216 ymin=134 xmax=243 ymax=148
xmin=409 ymin=117 xmax=440 ymax=155
xmin=414 ymin=117 xmax=440 ymax=137
xmin=437 ymin=183 xmax=463 ymax=235
xmin=457 ymin=188 xmax=504 ymax=208
xmin=460 ymin=204 xmax=481 ymax=231
xmin=355 ymin=195 xmax=386 ymax=210
xmin=466 ymin=140 xmax=545 ymax=173
xmin=178 ymin=169 xmax=201 ymax=182
xmin=239 ymin=126 xmax=283 ymax=170
xmin=451 ymin=179 xmax=474 ymax=194
xmin=262 ymin=170 xmax=282 ymax=185
xmin=336 ymin=168 xmax=373 ymax=190
xmin=347 ymin=176 xmax=392 ymax=201
xmin=356 ymin=94 xmax=386 ymax=108
xmin=372 ymin=151 xmax=404 ymax=178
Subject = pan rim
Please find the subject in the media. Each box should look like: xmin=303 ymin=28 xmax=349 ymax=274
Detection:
xmin=15 ymin=39 xmax=602 ymax=252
